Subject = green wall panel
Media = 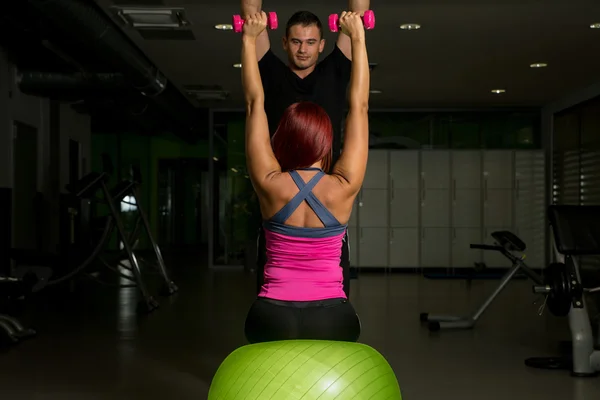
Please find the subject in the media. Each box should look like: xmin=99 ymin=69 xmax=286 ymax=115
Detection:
xmin=91 ymin=132 xmax=213 ymax=250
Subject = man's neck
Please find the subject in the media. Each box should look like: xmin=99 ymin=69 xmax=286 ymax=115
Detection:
xmin=289 ymin=64 xmax=316 ymax=79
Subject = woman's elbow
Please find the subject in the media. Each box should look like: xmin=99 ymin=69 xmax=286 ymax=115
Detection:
xmin=245 ymin=96 xmax=265 ymax=113
xmin=350 ymin=100 xmax=369 ymax=114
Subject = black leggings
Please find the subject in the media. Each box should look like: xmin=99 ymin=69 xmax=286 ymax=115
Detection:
xmin=255 ymin=227 xmax=351 ymax=297
xmin=245 ymin=297 xmax=361 ymax=344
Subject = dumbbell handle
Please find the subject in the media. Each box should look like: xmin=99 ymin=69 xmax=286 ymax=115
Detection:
xmin=533 ymin=285 xmax=551 ymax=295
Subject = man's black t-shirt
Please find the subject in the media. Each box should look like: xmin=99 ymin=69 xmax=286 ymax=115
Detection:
xmin=258 ymin=45 xmax=351 ymax=162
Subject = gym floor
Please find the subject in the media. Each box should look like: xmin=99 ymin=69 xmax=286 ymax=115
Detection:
xmin=1 ymin=256 xmax=599 ymax=399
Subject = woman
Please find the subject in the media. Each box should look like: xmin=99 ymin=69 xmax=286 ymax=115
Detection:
xmin=241 ymin=11 xmax=370 ymax=343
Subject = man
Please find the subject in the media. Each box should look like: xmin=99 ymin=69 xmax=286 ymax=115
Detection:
xmin=241 ymin=0 xmax=371 ymax=298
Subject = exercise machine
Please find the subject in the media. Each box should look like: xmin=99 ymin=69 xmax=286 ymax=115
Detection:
xmin=102 ymin=164 xmax=178 ymax=296
xmin=525 ymin=205 xmax=600 ymax=377
xmin=0 ymin=276 xmax=36 ymax=344
xmin=1 ymin=168 xmax=115 ymax=344
xmin=11 ymin=159 xmax=160 ymax=313
xmin=10 ymin=170 xmax=116 ymax=293
xmin=420 ymin=230 xmax=544 ymax=331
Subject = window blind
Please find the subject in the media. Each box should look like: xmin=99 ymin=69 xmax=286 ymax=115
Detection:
xmin=552 ymin=96 xmax=600 ymax=270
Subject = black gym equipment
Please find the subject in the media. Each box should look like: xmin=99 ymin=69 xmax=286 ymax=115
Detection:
xmin=420 ymin=230 xmax=544 ymax=331
xmin=533 ymin=262 xmax=580 ymax=317
xmin=102 ymin=164 xmax=178 ymax=296
xmin=0 ymin=276 xmax=36 ymax=344
xmin=10 ymin=159 xmax=162 ymax=313
xmin=525 ymin=205 xmax=600 ymax=377
xmin=1 ymin=157 xmax=181 ymax=343
xmin=0 ymin=170 xmax=116 ymax=344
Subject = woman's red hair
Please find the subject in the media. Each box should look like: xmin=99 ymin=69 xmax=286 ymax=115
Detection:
xmin=271 ymin=102 xmax=333 ymax=172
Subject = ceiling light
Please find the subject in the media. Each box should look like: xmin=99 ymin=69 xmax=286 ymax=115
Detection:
xmin=370 ymin=90 xmax=382 ymax=94
xmin=530 ymin=63 xmax=548 ymax=68
xmin=400 ymin=23 xmax=421 ymax=30
xmin=233 ymin=63 xmax=242 ymax=68
xmin=590 ymin=23 xmax=600 ymax=29
xmin=215 ymin=24 xmax=233 ymax=30
xmin=112 ymin=7 xmax=190 ymax=29
xmin=213 ymin=157 xmax=219 ymax=161
xmin=491 ymin=89 xmax=506 ymax=94
xmin=231 ymin=168 xmax=238 ymax=173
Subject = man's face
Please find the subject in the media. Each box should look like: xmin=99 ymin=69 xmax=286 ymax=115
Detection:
xmin=283 ymin=24 xmax=325 ymax=71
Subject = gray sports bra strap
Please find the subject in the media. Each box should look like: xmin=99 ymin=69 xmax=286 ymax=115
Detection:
xmin=288 ymin=171 xmax=340 ymax=227
xmin=269 ymin=171 xmax=325 ymax=224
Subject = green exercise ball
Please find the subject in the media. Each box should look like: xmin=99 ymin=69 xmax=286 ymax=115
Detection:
xmin=208 ymin=340 xmax=402 ymax=400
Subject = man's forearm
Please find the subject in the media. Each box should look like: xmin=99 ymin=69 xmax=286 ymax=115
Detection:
xmin=241 ymin=0 xmax=271 ymax=63
xmin=241 ymin=0 xmax=262 ymax=15
xmin=336 ymin=0 xmax=371 ymax=59
xmin=349 ymin=0 xmax=370 ymax=14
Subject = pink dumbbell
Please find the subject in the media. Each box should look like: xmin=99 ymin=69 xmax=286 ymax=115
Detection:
xmin=328 ymin=10 xmax=376 ymax=32
xmin=232 ymin=12 xmax=278 ymax=33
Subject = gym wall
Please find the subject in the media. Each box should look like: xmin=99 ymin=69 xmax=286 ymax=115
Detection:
xmin=90 ymin=130 xmax=215 ymax=250
xmin=0 ymin=51 xmax=49 ymax=190
xmin=550 ymin=96 xmax=600 ymax=207
xmin=212 ymin=109 xmax=544 ymax=267
xmin=59 ymin=104 xmax=91 ymax=193
xmin=0 ymin=48 xmax=91 ymax=270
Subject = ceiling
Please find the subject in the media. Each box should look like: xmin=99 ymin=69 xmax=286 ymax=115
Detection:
xmin=93 ymin=0 xmax=600 ymax=109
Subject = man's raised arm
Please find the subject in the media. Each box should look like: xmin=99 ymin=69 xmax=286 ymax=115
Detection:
xmin=336 ymin=0 xmax=370 ymax=60
xmin=241 ymin=0 xmax=271 ymax=60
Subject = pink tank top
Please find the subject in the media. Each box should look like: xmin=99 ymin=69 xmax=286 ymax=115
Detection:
xmin=258 ymin=168 xmax=348 ymax=302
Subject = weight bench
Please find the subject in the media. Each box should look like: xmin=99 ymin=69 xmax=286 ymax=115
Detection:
xmin=420 ymin=230 xmax=544 ymax=331
xmin=526 ymin=205 xmax=600 ymax=377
